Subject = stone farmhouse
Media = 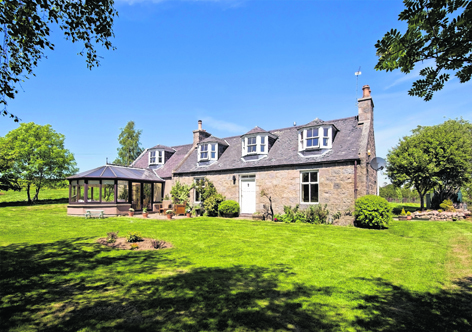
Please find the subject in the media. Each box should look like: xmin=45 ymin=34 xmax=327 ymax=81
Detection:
xmin=67 ymin=85 xmax=377 ymax=225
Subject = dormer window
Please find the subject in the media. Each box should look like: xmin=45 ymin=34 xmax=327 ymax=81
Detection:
xmin=306 ymin=128 xmax=319 ymax=148
xmin=298 ymin=126 xmax=333 ymax=151
xmin=198 ymin=143 xmax=218 ymax=161
xmin=247 ymin=137 xmax=257 ymax=153
xmin=149 ymin=150 xmax=164 ymax=165
xmin=260 ymin=136 xmax=266 ymax=152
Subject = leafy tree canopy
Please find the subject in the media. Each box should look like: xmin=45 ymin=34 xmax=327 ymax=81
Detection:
xmin=386 ymin=119 xmax=472 ymax=210
xmin=1 ymin=0 xmax=118 ymax=121
xmin=113 ymin=121 xmax=144 ymax=166
xmin=375 ymin=0 xmax=472 ymax=101
xmin=0 ymin=122 xmax=78 ymax=203
xmin=0 ymin=138 xmax=20 ymax=191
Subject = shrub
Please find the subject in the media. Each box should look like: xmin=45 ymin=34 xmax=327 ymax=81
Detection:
xmin=130 ymin=243 xmax=139 ymax=250
xmin=273 ymin=214 xmax=283 ymax=222
xmin=218 ymin=200 xmax=240 ymax=217
xmin=170 ymin=180 xmax=191 ymax=205
xmin=151 ymin=239 xmax=166 ymax=249
xmin=304 ymin=204 xmax=329 ymax=224
xmin=400 ymin=208 xmax=407 ymax=216
xmin=355 ymin=195 xmax=392 ymax=229
xmin=438 ymin=209 xmax=443 ymax=213
xmin=440 ymin=199 xmax=455 ymax=212
xmin=203 ymin=193 xmax=225 ymax=216
xmin=106 ymin=231 xmax=119 ymax=243
xmin=406 ymin=211 xmax=411 ymax=216
xmin=126 ymin=231 xmax=143 ymax=243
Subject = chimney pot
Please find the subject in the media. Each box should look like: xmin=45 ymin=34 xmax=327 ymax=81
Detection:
xmin=198 ymin=120 xmax=202 ymax=131
xmin=362 ymin=85 xmax=371 ymax=98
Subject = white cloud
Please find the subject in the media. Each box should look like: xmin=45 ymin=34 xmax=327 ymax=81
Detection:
xmin=384 ymin=59 xmax=436 ymax=90
xmin=200 ymin=116 xmax=248 ymax=134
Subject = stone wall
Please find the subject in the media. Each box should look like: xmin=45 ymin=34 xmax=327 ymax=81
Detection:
xmin=173 ymin=161 xmax=357 ymax=225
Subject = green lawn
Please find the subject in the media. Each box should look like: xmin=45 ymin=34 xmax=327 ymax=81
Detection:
xmin=0 ymin=187 xmax=69 ymax=205
xmin=1 ymin=196 xmax=472 ymax=331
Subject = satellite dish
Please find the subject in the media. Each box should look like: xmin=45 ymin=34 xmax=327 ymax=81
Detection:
xmin=369 ymin=157 xmax=386 ymax=171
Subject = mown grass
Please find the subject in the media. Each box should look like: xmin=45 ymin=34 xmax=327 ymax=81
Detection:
xmin=0 ymin=187 xmax=69 ymax=206
xmin=1 ymin=192 xmax=472 ymax=331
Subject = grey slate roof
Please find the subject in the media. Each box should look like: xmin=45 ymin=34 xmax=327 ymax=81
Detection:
xmin=149 ymin=144 xmax=175 ymax=152
xmin=67 ymin=165 xmax=164 ymax=182
xmin=200 ymin=135 xmax=229 ymax=146
xmin=174 ymin=116 xmax=362 ymax=174
xmin=244 ymin=126 xmax=268 ymax=135
xmin=154 ymin=144 xmax=193 ymax=178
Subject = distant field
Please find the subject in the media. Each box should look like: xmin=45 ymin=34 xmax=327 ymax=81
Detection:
xmin=0 ymin=187 xmax=69 ymax=204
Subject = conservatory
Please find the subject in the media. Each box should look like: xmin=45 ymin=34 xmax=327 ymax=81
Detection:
xmin=67 ymin=165 xmax=164 ymax=216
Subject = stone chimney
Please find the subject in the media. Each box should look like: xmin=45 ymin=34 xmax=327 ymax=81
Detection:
xmin=358 ymin=85 xmax=374 ymax=124
xmin=193 ymin=119 xmax=212 ymax=147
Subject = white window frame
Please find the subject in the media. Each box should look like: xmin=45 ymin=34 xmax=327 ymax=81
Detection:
xmin=242 ymin=135 xmax=269 ymax=156
xmin=149 ymin=149 xmax=165 ymax=165
xmin=300 ymin=170 xmax=319 ymax=204
xmin=194 ymin=177 xmax=204 ymax=203
xmin=298 ymin=126 xmax=332 ymax=151
xmin=198 ymin=143 xmax=218 ymax=161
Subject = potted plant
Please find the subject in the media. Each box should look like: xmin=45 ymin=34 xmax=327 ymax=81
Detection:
xmin=128 ymin=208 xmax=135 ymax=217
xmin=398 ymin=208 xmax=407 ymax=220
xmin=191 ymin=205 xmax=200 ymax=217
xmin=142 ymin=207 xmax=149 ymax=218
xmin=406 ymin=211 xmax=412 ymax=220
xmin=166 ymin=209 xmax=173 ymax=220
xmin=186 ymin=208 xmax=192 ymax=218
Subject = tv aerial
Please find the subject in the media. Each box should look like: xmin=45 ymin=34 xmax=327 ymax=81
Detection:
xmin=355 ymin=66 xmax=361 ymax=106
xmin=369 ymin=157 xmax=386 ymax=171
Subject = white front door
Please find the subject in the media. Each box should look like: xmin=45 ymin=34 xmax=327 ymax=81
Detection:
xmin=240 ymin=178 xmax=256 ymax=214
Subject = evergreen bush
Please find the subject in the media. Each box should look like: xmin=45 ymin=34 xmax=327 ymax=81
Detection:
xmin=218 ymin=200 xmax=240 ymax=217
xmin=355 ymin=195 xmax=392 ymax=229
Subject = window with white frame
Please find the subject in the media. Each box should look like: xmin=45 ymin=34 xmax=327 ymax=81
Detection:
xmin=199 ymin=143 xmax=218 ymax=161
xmin=194 ymin=177 xmax=204 ymax=203
xmin=299 ymin=127 xmax=332 ymax=151
xmin=200 ymin=144 xmax=208 ymax=159
xmin=306 ymin=128 xmax=319 ymax=148
xmin=210 ymin=144 xmax=217 ymax=159
xmin=247 ymin=137 xmax=257 ymax=153
xmin=300 ymin=171 xmax=319 ymax=203
xmin=149 ymin=150 xmax=164 ymax=165
xmin=242 ymin=135 xmax=270 ymax=156
xmin=260 ymin=136 xmax=266 ymax=152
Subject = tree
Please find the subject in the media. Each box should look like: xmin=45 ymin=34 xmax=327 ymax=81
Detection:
xmin=170 ymin=181 xmax=191 ymax=205
xmin=386 ymin=119 xmax=472 ymax=210
xmin=1 ymin=1 xmax=118 ymax=121
xmin=0 ymin=122 xmax=78 ymax=203
xmin=113 ymin=121 xmax=144 ymax=166
xmin=375 ymin=0 xmax=472 ymax=101
xmin=0 ymin=138 xmax=20 ymax=191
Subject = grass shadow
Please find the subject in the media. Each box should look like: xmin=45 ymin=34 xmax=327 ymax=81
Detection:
xmin=353 ymin=277 xmax=472 ymax=331
xmin=1 ymin=240 xmax=472 ymax=331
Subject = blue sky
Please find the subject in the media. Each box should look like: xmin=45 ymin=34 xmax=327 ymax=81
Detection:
xmin=1 ymin=0 xmax=471 ymax=185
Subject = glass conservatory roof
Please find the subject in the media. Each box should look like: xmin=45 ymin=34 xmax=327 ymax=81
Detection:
xmin=67 ymin=165 xmax=164 ymax=182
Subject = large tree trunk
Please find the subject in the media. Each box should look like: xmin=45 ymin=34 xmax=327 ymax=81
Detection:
xmin=33 ymin=185 xmax=41 ymax=202
xmin=26 ymin=183 xmax=32 ymax=204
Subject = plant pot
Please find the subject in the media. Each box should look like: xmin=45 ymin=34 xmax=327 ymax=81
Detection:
xmin=128 ymin=212 xmax=134 ymax=217
xmin=167 ymin=214 xmax=173 ymax=220
xmin=186 ymin=213 xmax=191 ymax=218
xmin=407 ymin=215 xmax=412 ymax=220
xmin=143 ymin=213 xmax=149 ymax=218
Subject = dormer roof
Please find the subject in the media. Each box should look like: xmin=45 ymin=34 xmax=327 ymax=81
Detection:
xmin=299 ymin=118 xmax=339 ymax=131
xmin=200 ymin=135 xmax=229 ymax=146
xmin=149 ymin=144 xmax=175 ymax=152
xmin=243 ymin=126 xmax=269 ymax=136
